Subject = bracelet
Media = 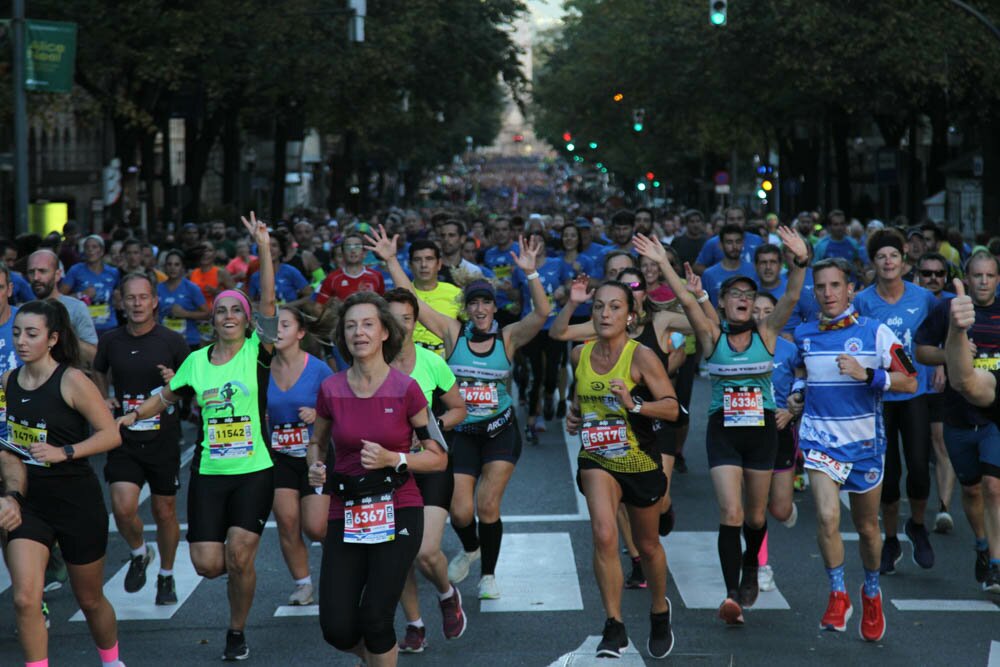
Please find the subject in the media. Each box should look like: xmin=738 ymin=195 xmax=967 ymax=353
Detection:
xmin=157 ymin=392 xmax=176 ymax=408
xmin=525 ymin=271 xmax=540 ymax=281
xmin=696 ymin=292 xmax=709 ymax=304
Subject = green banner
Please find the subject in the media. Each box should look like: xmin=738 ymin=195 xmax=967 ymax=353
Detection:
xmin=25 ymin=19 xmax=76 ymax=93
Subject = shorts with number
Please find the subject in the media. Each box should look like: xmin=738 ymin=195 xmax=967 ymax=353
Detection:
xmin=187 ymin=467 xmax=275 ymax=542
xmin=706 ymin=409 xmax=778 ymax=471
xmin=804 ymin=448 xmax=885 ymax=494
xmin=774 ymin=425 xmax=797 ymax=471
xmin=927 ymin=392 xmax=946 ymax=423
xmin=103 ymin=435 xmax=181 ymax=496
xmin=576 ymin=458 xmax=666 ymax=508
xmin=415 ymin=458 xmax=454 ymax=510
xmin=942 ymin=422 xmax=1000 ymax=486
xmin=8 ymin=472 xmax=108 ymax=565
xmin=273 ymin=453 xmax=313 ymax=497
xmin=452 ymin=424 xmax=522 ymax=476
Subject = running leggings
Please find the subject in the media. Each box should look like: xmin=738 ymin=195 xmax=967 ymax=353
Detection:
xmin=523 ymin=330 xmax=564 ymax=418
xmin=319 ymin=507 xmax=423 ymax=654
xmin=881 ymin=395 xmax=931 ymax=505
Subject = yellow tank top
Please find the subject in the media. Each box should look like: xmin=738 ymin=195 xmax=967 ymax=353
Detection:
xmin=574 ymin=339 xmax=658 ymax=473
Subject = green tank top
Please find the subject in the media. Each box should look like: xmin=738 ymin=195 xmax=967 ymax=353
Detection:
xmin=706 ymin=325 xmax=775 ymax=414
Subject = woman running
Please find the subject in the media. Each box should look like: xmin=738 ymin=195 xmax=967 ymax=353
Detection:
xmin=634 ymin=229 xmax=808 ymax=625
xmin=308 ymin=292 xmax=446 ymax=667
xmin=565 ymin=280 xmax=680 ymax=659
xmin=119 ymin=212 xmax=276 ymax=660
xmin=367 ymin=225 xmax=548 ymax=600
xmin=4 ymin=299 xmax=124 ymax=667
xmin=157 ymin=249 xmax=211 ymax=349
xmin=268 ymin=306 xmax=333 ymax=606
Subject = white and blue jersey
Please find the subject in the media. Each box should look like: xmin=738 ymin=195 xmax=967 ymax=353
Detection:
xmin=61 ymin=263 xmax=120 ymax=332
xmin=702 ymin=260 xmax=756 ymax=307
xmin=580 ymin=242 xmax=610 ymax=278
xmin=695 ymin=233 xmax=763 ymax=268
xmin=250 ymin=263 xmax=308 ymax=304
xmin=157 ymin=279 xmax=207 ymax=346
xmin=852 ymin=282 xmax=935 ymax=401
xmin=772 ymin=336 xmax=800 ymax=410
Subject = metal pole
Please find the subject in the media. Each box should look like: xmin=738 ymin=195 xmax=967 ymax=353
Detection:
xmin=12 ymin=0 xmax=28 ymax=235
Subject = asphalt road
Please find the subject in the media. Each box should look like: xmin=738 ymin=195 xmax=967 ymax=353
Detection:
xmin=1 ymin=376 xmax=999 ymax=666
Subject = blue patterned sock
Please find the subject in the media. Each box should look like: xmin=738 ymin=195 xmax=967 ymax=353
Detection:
xmin=826 ymin=564 xmax=846 ymax=593
xmin=863 ymin=568 xmax=880 ymax=597
xmin=991 ymin=558 xmax=1000 ymax=567
xmin=975 ymin=537 xmax=989 ymax=551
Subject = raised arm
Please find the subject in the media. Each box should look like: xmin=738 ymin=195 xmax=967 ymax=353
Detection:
xmin=763 ymin=226 xmax=809 ymax=342
xmin=242 ymin=212 xmax=275 ymax=319
xmin=549 ymin=275 xmax=597 ymax=342
xmin=946 ymin=279 xmax=996 ymax=407
xmin=505 ymin=235 xmax=553 ymax=356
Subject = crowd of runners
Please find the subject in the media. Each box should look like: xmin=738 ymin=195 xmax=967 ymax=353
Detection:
xmin=0 ymin=200 xmax=998 ymax=665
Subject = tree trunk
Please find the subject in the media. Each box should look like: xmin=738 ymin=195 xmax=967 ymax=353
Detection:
xmin=184 ymin=110 xmax=225 ymax=221
xmin=831 ymin=106 xmax=852 ymax=214
xmin=927 ymin=97 xmax=949 ymax=198
xmin=271 ymin=116 xmax=288 ymax=220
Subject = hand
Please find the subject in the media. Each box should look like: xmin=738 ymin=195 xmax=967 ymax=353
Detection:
xmin=777 ymin=226 xmax=809 ymax=265
xmin=156 ymin=364 xmax=175 ymax=383
xmin=565 ymin=404 xmax=582 ymax=435
xmin=360 ymin=439 xmax=391 ymax=470
xmin=0 ymin=496 xmax=21 ymax=531
xmin=104 ymin=397 xmax=121 ymax=411
xmin=240 ymin=211 xmax=270 ymax=249
xmin=511 ymin=234 xmax=542 ymax=273
xmin=308 ymin=462 xmax=327 ymax=487
xmin=552 ymin=286 xmax=568 ymax=306
xmin=117 ymin=412 xmax=138 ymax=428
xmin=667 ymin=347 xmax=686 ymax=375
xmin=83 ymin=286 xmax=97 ymax=299
xmin=298 ymin=407 xmax=317 ymax=425
xmin=170 ymin=303 xmax=186 ymax=317
xmin=950 ymin=279 xmax=974 ymax=330
xmin=787 ymin=391 xmax=804 ymax=417
xmin=364 ymin=224 xmax=399 ymax=262
xmin=683 ymin=263 xmax=703 ymax=296
xmin=775 ymin=408 xmax=793 ymax=431
xmin=932 ymin=364 xmax=946 ymax=393
xmin=836 ymin=354 xmax=866 ymax=381
xmin=632 ymin=233 xmax=668 ymax=265
xmin=29 ymin=443 xmax=67 ymax=464
xmin=568 ymin=274 xmax=594 ymax=305
xmin=608 ymin=378 xmax=635 ymax=410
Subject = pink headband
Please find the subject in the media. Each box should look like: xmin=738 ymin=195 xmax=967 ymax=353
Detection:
xmin=215 ymin=290 xmax=253 ymax=320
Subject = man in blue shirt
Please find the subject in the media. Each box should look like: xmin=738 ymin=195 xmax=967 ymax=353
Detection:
xmin=694 ymin=206 xmax=762 ymax=274
xmin=702 ymin=224 xmax=756 ymax=307
xmin=755 ymin=244 xmax=787 ymax=300
xmin=483 ymin=217 xmax=520 ymax=325
xmin=814 ymin=210 xmax=862 ymax=272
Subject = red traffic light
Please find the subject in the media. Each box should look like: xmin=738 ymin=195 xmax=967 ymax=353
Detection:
xmin=645 ymin=171 xmax=655 ymax=181
xmin=562 ymin=132 xmax=572 ymax=142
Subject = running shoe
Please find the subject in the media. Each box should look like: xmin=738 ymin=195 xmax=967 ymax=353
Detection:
xmin=595 ymin=618 xmax=628 ymax=658
xmin=42 ymin=601 xmax=50 ymax=630
xmin=222 ymin=629 xmax=249 ymax=661
xmin=124 ymin=545 xmax=155 ymax=593
xmin=398 ymin=624 xmax=427 ymax=653
xmin=439 ymin=587 xmax=467 ymax=639
xmin=757 ymin=564 xmax=775 ymax=592
xmin=904 ymin=519 xmax=935 ymax=569
xmin=478 ymin=574 xmax=500 ymax=600
xmin=738 ymin=565 xmax=759 ymax=608
xmin=156 ymin=575 xmax=178 ymax=606
xmin=44 ymin=545 xmax=68 ymax=592
xmin=933 ymin=510 xmax=954 ymax=534
xmin=524 ymin=423 xmax=539 ymax=446
xmin=673 ymin=454 xmax=688 ymax=474
xmin=543 ymin=395 xmax=554 ymax=421
xmin=647 ymin=597 xmax=674 ymax=659
xmin=984 ymin=563 xmax=1000 ymax=594
xmin=288 ymin=583 xmax=314 ymax=606
xmin=534 ymin=421 xmax=547 ymax=434
xmin=859 ymin=586 xmax=886 ymax=642
xmin=879 ymin=536 xmax=902 ymax=574
xmin=625 ymin=557 xmax=647 ymax=589
xmin=718 ymin=597 xmax=744 ymax=626
xmin=820 ymin=591 xmax=852 ymax=632
xmin=447 ymin=548 xmax=480 ymax=584
xmin=658 ymin=506 xmax=675 ymax=537
xmin=782 ymin=503 xmax=798 ymax=528
xmin=976 ymin=547 xmax=990 ymax=584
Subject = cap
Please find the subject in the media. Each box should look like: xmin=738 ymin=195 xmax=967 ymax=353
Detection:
xmin=463 ymin=279 xmax=496 ymax=302
xmin=719 ymin=275 xmax=758 ymax=295
xmin=182 ymin=222 xmax=199 ymax=231
xmin=906 ymin=227 xmax=923 ymax=240
xmin=575 ymin=217 xmax=592 ymax=229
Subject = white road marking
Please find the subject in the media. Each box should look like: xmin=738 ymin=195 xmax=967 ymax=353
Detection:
xmin=481 ymin=532 xmax=583 ymax=612
xmin=70 ymin=542 xmax=201 ymax=621
xmin=891 ymin=599 xmax=999 ymax=612
xmin=547 ymin=635 xmax=646 ymax=666
xmin=988 ymin=640 xmax=1000 ymax=667
xmin=275 ymin=604 xmax=319 ymax=617
xmin=666 ymin=531 xmax=790 ymax=610
xmin=562 ymin=421 xmax=590 ymax=518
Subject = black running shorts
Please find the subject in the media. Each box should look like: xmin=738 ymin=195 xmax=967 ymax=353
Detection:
xmin=576 ymin=458 xmax=666 ymax=508
xmin=186 ymin=467 xmax=275 ymax=542
xmin=273 ymin=453 xmax=314 ymax=497
xmin=452 ymin=424 xmax=522 ymax=476
xmin=104 ymin=436 xmax=181 ymax=496
xmin=706 ymin=409 xmax=778 ymax=471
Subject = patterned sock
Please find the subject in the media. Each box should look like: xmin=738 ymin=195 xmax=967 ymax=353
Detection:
xmin=863 ymin=568 xmax=880 ymax=597
xmin=826 ymin=563 xmax=846 ymax=593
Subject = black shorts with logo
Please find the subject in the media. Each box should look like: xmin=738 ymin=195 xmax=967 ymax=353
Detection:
xmin=103 ymin=434 xmax=181 ymax=496
xmin=576 ymin=458 xmax=666 ymax=508
xmin=706 ymin=409 xmax=779 ymax=471
xmin=187 ymin=467 xmax=275 ymax=542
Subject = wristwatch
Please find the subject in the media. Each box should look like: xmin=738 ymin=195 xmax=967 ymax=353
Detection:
xmin=4 ymin=490 xmax=25 ymax=507
xmin=793 ymin=256 xmax=809 ymax=268
xmin=395 ymin=452 xmax=408 ymax=474
xmin=63 ymin=445 xmax=76 ymax=461
xmin=630 ymin=397 xmax=643 ymax=414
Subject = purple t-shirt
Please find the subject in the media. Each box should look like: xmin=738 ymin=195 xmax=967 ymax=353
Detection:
xmin=317 ymin=367 xmax=427 ymax=517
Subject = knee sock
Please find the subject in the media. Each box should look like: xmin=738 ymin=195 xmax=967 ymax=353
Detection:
xmin=758 ymin=532 xmax=769 ymax=567
xmin=742 ymin=521 xmax=767 ymax=568
xmin=97 ymin=642 xmax=119 ymax=667
xmin=453 ymin=519 xmax=480 ymax=554
xmin=479 ymin=519 xmax=503 ymax=576
xmin=826 ymin=563 xmax=846 ymax=593
xmin=863 ymin=568 xmax=880 ymax=597
xmin=718 ymin=524 xmax=742 ymax=596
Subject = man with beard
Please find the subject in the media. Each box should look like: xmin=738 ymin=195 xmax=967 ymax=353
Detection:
xmin=26 ymin=249 xmax=98 ymax=364
xmin=701 ymin=224 xmax=756 ymax=308
xmin=437 ymin=220 xmax=483 ymax=284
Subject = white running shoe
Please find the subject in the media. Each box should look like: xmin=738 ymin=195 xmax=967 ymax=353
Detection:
xmin=758 ymin=565 xmax=776 ymax=592
xmin=934 ymin=511 xmax=954 ymax=534
xmin=448 ymin=548 xmax=481 ymax=584
xmin=478 ymin=574 xmax=500 ymax=600
xmin=782 ymin=503 xmax=799 ymax=528
xmin=288 ymin=583 xmax=314 ymax=606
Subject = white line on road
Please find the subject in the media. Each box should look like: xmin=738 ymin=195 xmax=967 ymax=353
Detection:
xmin=562 ymin=420 xmax=590 ymax=519
xmin=547 ymin=635 xmax=647 ymax=666
xmin=275 ymin=604 xmax=319 ymax=617
xmin=481 ymin=532 xmax=583 ymax=613
xmin=988 ymin=641 xmax=1000 ymax=667
xmin=891 ymin=599 xmax=999 ymax=612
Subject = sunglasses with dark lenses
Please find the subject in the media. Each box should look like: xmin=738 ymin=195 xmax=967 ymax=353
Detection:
xmin=919 ymin=269 xmax=946 ymax=278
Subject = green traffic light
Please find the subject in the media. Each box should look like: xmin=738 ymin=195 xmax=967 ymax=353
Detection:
xmin=653 ymin=180 xmax=660 ymax=187
xmin=596 ymin=162 xmax=603 ymax=169
xmin=633 ymin=123 xmax=643 ymax=132
xmin=588 ymin=142 xmax=598 ymax=149
xmin=637 ymin=182 xmax=646 ymax=191
xmin=710 ymin=12 xmax=726 ymax=25
xmin=600 ymin=167 xmax=608 ymax=173
xmin=566 ymin=142 xmax=575 ymax=151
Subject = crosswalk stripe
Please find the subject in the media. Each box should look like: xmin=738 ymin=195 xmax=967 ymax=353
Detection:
xmin=665 ymin=532 xmax=790 ymax=610
xmin=274 ymin=604 xmax=319 ymax=617
xmin=891 ymin=599 xmax=999 ymax=612
xmin=546 ymin=635 xmax=647 ymax=666
xmin=0 ymin=554 xmax=10 ymax=595
xmin=481 ymin=532 xmax=583 ymax=612
xmin=989 ymin=640 xmax=1000 ymax=667
xmin=70 ymin=542 xmax=201 ymax=621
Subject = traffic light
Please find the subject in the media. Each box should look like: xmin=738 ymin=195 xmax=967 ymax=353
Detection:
xmin=632 ymin=108 xmax=645 ymax=132
xmin=562 ymin=131 xmax=572 ymax=142
xmin=709 ymin=0 xmax=727 ymax=26
xmin=761 ymin=178 xmax=773 ymax=192
xmin=513 ymin=134 xmax=524 ymax=143
xmin=566 ymin=142 xmax=575 ymax=151
xmin=589 ymin=141 xmax=598 ymax=149
xmin=636 ymin=182 xmax=647 ymax=192
xmin=645 ymin=171 xmax=655 ymax=181
xmin=613 ymin=92 xmax=624 ymax=102
xmin=653 ymin=180 xmax=661 ymax=188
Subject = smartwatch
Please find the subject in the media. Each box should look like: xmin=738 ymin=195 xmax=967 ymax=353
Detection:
xmin=394 ymin=452 xmax=408 ymax=474
xmin=63 ymin=445 xmax=76 ymax=461
xmin=630 ymin=397 xmax=644 ymax=414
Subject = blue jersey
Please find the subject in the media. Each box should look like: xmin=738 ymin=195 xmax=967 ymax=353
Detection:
xmin=757 ymin=275 xmax=788 ymax=301
xmin=512 ymin=258 xmax=574 ymax=330
xmin=696 ymin=233 xmax=763 ymax=268
xmin=702 ymin=260 xmax=756 ymax=307
xmin=795 ymin=314 xmax=902 ymax=461
xmin=580 ymin=242 xmax=610 ymax=279
xmin=780 ymin=270 xmax=819 ymax=334
xmin=157 ymin=279 xmax=207 ymax=346
xmin=61 ymin=263 xmax=120 ymax=332
xmin=814 ymin=236 xmax=861 ymax=264
xmin=561 ymin=251 xmax=596 ymax=318
xmin=852 ymin=282 xmax=935 ymax=401
xmin=484 ymin=243 xmax=519 ymax=310
xmin=266 ymin=353 xmax=333 ymax=458
xmin=0 ymin=307 xmax=21 ymax=440
xmin=772 ymin=336 xmax=800 ymax=409
xmin=10 ymin=272 xmax=32 ymax=305
xmin=250 ymin=263 xmax=308 ymax=304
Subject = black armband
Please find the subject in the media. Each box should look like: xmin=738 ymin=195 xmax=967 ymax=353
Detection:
xmin=415 ymin=425 xmax=431 ymax=441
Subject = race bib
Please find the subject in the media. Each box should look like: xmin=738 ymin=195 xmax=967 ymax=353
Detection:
xmin=88 ymin=302 xmax=110 ymax=324
xmin=459 ymin=382 xmax=499 ymax=417
xmin=343 ymin=493 xmax=395 ymax=544
xmin=123 ymin=395 xmax=160 ymax=431
xmin=580 ymin=419 xmax=630 ymax=459
xmin=164 ymin=317 xmax=187 ymax=334
xmin=974 ymin=355 xmax=1000 ymax=371
xmin=207 ymin=415 xmax=253 ymax=459
xmin=271 ymin=421 xmax=309 ymax=457
xmin=805 ymin=449 xmax=853 ymax=484
xmin=723 ymin=387 xmax=764 ymax=427
xmin=7 ymin=419 xmax=49 ymax=467
xmin=198 ymin=321 xmax=215 ymax=342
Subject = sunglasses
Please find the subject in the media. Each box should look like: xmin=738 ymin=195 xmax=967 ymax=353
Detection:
xmin=343 ymin=243 xmax=364 ymax=250
xmin=623 ymin=280 xmax=645 ymax=291
xmin=726 ymin=288 xmax=757 ymax=300
xmin=919 ymin=269 xmax=946 ymax=278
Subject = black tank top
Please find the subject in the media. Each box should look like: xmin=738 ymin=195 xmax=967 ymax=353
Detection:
xmin=6 ymin=365 xmax=91 ymax=478
xmin=288 ymin=251 xmax=309 ymax=278
xmin=635 ymin=323 xmax=671 ymax=374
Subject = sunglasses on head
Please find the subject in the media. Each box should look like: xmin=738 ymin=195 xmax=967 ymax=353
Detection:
xmin=623 ymin=280 xmax=645 ymax=291
xmin=919 ymin=269 xmax=946 ymax=278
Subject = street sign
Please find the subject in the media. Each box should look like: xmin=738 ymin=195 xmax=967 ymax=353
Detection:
xmin=103 ymin=158 xmax=122 ymax=206
xmin=713 ymin=170 xmax=730 ymax=186
xmin=24 ymin=20 xmax=77 ymax=93
xmin=715 ymin=184 xmax=731 ymax=194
